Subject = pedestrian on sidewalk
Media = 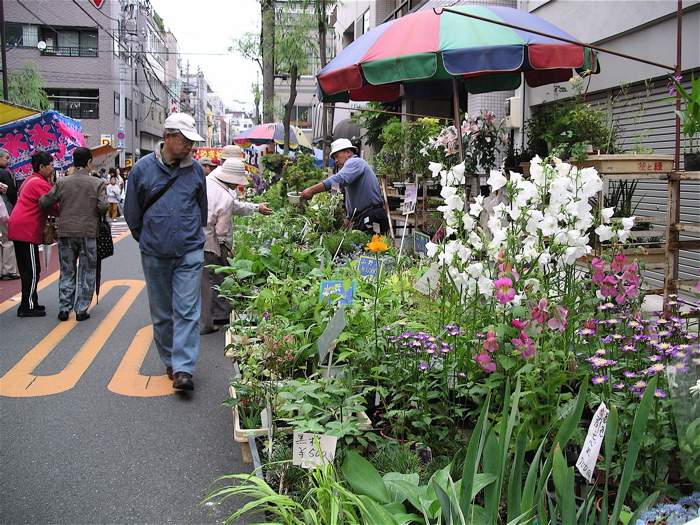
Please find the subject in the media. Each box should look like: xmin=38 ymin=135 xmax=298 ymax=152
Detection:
xmin=124 ymin=113 xmax=206 ymax=391
xmin=8 ymin=150 xmax=61 ymax=317
xmin=106 ymin=176 xmax=121 ymax=221
xmin=39 ymin=147 xmax=108 ymax=322
xmin=200 ymin=158 xmax=272 ymax=335
xmin=0 ymin=147 xmax=20 ymax=280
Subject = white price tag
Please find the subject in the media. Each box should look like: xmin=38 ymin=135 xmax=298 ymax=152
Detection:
xmin=414 ymin=263 xmax=441 ymax=295
xmin=292 ymin=432 xmax=337 ymax=469
xmin=576 ymin=402 xmax=609 ymax=482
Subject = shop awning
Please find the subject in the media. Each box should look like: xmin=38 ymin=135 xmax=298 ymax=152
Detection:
xmin=0 ymin=101 xmax=41 ymax=127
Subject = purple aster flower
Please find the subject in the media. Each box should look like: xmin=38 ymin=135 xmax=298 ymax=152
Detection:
xmin=654 ymin=389 xmax=666 ymax=398
xmin=592 ymin=375 xmax=609 ymax=385
xmin=613 ymin=383 xmax=626 ymax=390
xmin=623 ymin=370 xmax=637 ymax=378
xmin=418 ymin=363 xmax=429 ymax=371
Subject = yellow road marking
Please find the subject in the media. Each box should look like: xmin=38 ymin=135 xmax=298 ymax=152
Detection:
xmin=0 ymin=229 xmax=131 ymax=315
xmin=0 ymin=279 xmax=144 ymax=397
xmin=108 ymin=325 xmax=176 ymax=397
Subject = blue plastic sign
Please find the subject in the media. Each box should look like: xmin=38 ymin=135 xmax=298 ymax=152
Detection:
xmin=319 ymin=280 xmax=355 ymax=305
xmin=358 ymin=255 xmax=383 ymax=278
xmin=414 ymin=232 xmax=430 ymax=256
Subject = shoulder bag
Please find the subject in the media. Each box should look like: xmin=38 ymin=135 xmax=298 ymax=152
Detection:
xmin=97 ymin=216 xmax=114 ymax=259
xmin=42 ymin=218 xmax=59 ymax=245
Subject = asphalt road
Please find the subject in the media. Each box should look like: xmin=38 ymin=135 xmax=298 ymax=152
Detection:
xmin=0 ymin=221 xmax=254 ymax=524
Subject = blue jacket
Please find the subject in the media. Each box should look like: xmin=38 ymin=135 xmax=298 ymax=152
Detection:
xmin=124 ymin=143 xmax=207 ymax=257
xmin=322 ymin=155 xmax=383 ymax=219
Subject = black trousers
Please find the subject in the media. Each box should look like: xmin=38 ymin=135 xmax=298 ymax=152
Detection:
xmin=353 ymin=207 xmax=389 ymax=234
xmin=12 ymin=240 xmax=41 ymax=310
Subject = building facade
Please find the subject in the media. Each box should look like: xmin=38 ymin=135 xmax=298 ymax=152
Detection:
xmin=3 ymin=0 xmax=201 ymax=168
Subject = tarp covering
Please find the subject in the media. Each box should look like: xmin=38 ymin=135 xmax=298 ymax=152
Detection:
xmin=0 ymin=110 xmax=86 ymax=181
xmin=0 ymin=101 xmax=41 ymax=127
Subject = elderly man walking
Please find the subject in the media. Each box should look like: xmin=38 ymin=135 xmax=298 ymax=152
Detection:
xmin=124 ymin=113 xmax=206 ymax=391
xmin=39 ymin=147 xmax=108 ymax=321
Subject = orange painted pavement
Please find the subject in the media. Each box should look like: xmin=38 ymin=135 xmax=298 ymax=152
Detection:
xmin=0 ymin=279 xmax=145 ymax=397
xmin=108 ymin=325 xmax=177 ymax=397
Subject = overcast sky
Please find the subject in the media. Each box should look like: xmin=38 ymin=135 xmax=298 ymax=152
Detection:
xmin=149 ymin=0 xmax=261 ymax=107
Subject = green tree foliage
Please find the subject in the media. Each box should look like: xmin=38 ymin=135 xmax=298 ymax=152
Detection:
xmin=0 ymin=61 xmax=50 ymax=111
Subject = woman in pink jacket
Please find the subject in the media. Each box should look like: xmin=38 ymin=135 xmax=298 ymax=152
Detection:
xmin=8 ymin=151 xmax=60 ymax=317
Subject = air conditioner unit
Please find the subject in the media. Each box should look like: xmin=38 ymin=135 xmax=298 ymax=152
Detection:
xmin=505 ymin=97 xmax=521 ymax=129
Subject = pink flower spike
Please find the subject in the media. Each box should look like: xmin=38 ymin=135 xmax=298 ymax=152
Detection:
xmin=591 ymin=258 xmax=605 ymax=272
xmin=611 ymin=253 xmax=627 ymax=272
xmin=599 ymin=275 xmax=618 ymax=297
xmin=494 ymin=277 xmax=516 ymax=304
xmin=531 ymin=298 xmax=550 ymax=325
xmin=512 ymin=318 xmax=529 ymax=332
xmin=483 ymin=329 xmax=499 ymax=352
xmin=547 ymin=306 xmax=569 ymax=332
xmin=592 ymin=271 xmax=605 ymax=284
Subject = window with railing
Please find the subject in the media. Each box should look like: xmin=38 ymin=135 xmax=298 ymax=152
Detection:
xmin=39 ymin=27 xmax=98 ymax=57
xmin=46 ymin=89 xmax=99 ymax=119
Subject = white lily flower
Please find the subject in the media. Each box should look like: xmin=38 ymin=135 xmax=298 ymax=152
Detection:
xmin=426 ymin=242 xmax=439 ymax=258
xmin=595 ymin=225 xmax=615 ymax=241
xmin=469 ymin=196 xmax=484 ymax=217
xmin=429 ymin=162 xmax=443 ymax=178
xmin=621 ymin=216 xmax=636 ymax=230
xmin=487 ymin=170 xmax=507 ymax=191
xmin=539 ymin=214 xmax=559 ymax=236
xmin=601 ymin=208 xmax=614 ymax=224
xmin=462 ymin=214 xmax=475 ymax=231
xmin=466 ymin=262 xmax=484 ymax=278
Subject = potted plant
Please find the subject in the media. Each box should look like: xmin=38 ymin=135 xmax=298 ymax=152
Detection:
xmin=283 ymin=153 xmax=323 ymax=205
xmin=665 ymin=72 xmax=700 ymax=171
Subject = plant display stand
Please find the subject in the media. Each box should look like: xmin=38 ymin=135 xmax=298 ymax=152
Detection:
xmin=229 ymin=386 xmax=269 ymax=464
xmin=665 ymin=169 xmax=700 ymax=297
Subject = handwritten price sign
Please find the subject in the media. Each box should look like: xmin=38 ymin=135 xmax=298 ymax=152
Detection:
xmin=292 ymin=433 xmax=337 ymax=469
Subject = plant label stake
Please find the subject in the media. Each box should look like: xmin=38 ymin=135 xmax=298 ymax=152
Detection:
xmin=576 ymin=402 xmax=609 ymax=482
xmin=397 ymin=185 xmax=418 ymax=264
xmin=317 ymin=306 xmax=346 ymax=364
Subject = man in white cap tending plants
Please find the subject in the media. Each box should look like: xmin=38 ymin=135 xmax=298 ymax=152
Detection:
xmin=199 ymin=158 xmax=272 ymax=335
xmin=124 ymin=113 xmax=206 ymax=391
xmin=300 ymin=138 xmax=388 ymax=234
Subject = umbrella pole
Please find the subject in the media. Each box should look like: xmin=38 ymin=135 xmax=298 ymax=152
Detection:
xmin=452 ymin=76 xmax=472 ymax=200
xmin=452 ymin=76 xmax=464 ymax=163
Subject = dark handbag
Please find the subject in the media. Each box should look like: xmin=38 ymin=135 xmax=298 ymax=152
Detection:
xmin=97 ymin=216 xmax=114 ymax=259
xmin=42 ymin=218 xmax=58 ymax=245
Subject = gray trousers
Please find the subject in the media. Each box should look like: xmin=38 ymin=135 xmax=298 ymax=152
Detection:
xmin=199 ymin=248 xmax=232 ymax=331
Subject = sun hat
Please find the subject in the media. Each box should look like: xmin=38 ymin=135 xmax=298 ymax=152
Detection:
xmin=329 ymin=138 xmax=358 ymax=157
xmin=163 ymin=113 xmax=204 ymax=142
xmin=220 ymin=145 xmax=243 ymax=160
xmin=213 ymin=158 xmax=249 ymax=186
xmin=198 ymin=157 xmax=216 ymax=167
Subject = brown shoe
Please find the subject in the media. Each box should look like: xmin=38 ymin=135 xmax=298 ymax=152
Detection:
xmin=166 ymin=366 xmax=173 ymax=380
xmin=172 ymin=372 xmax=194 ymax=390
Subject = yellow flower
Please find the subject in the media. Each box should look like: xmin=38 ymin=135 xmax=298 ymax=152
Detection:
xmin=365 ymin=235 xmax=389 ymax=252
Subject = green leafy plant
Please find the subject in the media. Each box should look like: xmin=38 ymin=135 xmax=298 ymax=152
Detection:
xmin=664 ymin=71 xmax=700 ymax=153
xmin=277 ymin=376 xmax=372 ymax=444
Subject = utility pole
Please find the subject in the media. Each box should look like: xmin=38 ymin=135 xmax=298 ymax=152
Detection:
xmin=1 ymin=0 xmax=9 ymax=101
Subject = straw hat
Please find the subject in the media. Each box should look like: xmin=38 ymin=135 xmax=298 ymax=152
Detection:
xmin=213 ymin=158 xmax=249 ymax=186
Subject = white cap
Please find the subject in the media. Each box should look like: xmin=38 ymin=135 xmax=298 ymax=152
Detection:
xmin=213 ymin=158 xmax=249 ymax=186
xmin=330 ymin=138 xmax=358 ymax=157
xmin=163 ymin=113 xmax=204 ymax=142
